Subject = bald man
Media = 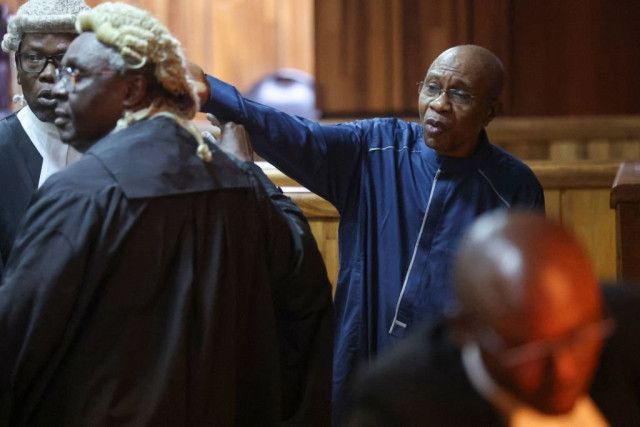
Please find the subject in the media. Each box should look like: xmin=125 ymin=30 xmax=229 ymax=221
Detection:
xmin=347 ymin=211 xmax=640 ymax=426
xmin=192 ymin=44 xmax=545 ymax=413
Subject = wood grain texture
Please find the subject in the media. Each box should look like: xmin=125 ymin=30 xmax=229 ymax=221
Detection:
xmin=315 ymin=0 xmax=640 ymax=116
xmin=264 ymin=159 xmax=621 ymax=285
xmin=611 ymin=163 xmax=640 ymax=284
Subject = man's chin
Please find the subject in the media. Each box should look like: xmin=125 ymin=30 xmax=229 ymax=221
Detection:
xmin=532 ymin=392 xmax=580 ymax=416
xmin=59 ymin=134 xmax=88 ymax=153
xmin=32 ymin=110 xmax=57 ymax=124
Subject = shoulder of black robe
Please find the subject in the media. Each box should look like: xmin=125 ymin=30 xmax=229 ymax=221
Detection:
xmin=346 ymin=321 xmax=502 ymax=427
xmin=236 ymin=160 xmax=334 ymax=426
xmin=0 ymin=112 xmax=42 ymax=275
xmin=0 ymin=117 xmax=332 ymax=426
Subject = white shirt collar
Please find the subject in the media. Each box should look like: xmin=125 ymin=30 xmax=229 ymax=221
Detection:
xmin=17 ymin=106 xmax=82 ymax=187
xmin=461 ymin=342 xmax=609 ymax=427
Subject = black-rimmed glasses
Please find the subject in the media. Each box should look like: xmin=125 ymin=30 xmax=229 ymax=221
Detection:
xmin=54 ymin=67 xmax=118 ymax=93
xmin=16 ymin=52 xmax=65 ymax=73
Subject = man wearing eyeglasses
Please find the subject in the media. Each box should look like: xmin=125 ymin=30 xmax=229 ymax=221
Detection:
xmin=189 ymin=44 xmax=545 ymax=416
xmin=0 ymin=0 xmax=89 ymax=275
xmin=347 ymin=211 xmax=640 ymax=426
xmin=0 ymin=3 xmax=333 ymax=425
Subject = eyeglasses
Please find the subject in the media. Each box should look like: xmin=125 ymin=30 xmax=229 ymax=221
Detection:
xmin=477 ymin=317 xmax=615 ymax=367
xmin=16 ymin=52 xmax=65 ymax=73
xmin=54 ymin=67 xmax=118 ymax=93
xmin=417 ymin=81 xmax=475 ymax=106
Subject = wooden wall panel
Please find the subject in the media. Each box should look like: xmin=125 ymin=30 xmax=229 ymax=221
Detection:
xmin=558 ymin=189 xmax=616 ymax=281
xmin=509 ymin=0 xmax=640 ymax=115
xmin=315 ymin=0 xmax=640 ymax=116
xmin=7 ymin=0 xmax=313 ymax=94
xmin=315 ymin=0 xmax=473 ymax=116
xmin=6 ymin=0 xmax=639 ymax=116
xmin=273 ymin=158 xmax=620 ymax=290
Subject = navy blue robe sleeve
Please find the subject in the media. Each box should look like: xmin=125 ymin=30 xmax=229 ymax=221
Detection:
xmin=202 ymin=75 xmax=363 ymax=213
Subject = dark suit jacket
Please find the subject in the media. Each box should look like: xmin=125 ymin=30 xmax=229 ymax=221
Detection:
xmin=0 ymin=113 xmax=42 ymax=274
xmin=348 ymin=285 xmax=640 ymax=426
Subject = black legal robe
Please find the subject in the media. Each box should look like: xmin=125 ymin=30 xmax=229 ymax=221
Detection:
xmin=0 ymin=117 xmax=333 ymax=426
xmin=0 ymin=112 xmax=42 ymax=276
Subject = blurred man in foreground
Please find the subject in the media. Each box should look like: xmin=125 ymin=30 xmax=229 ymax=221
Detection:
xmin=348 ymin=211 xmax=640 ymax=426
xmin=0 ymin=3 xmax=332 ymax=425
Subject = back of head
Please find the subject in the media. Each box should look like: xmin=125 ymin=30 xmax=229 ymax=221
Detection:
xmin=74 ymin=2 xmax=209 ymax=159
xmin=75 ymin=3 xmax=198 ymax=122
xmin=453 ymin=211 xmax=605 ymax=415
xmin=1 ymin=0 xmax=90 ymax=53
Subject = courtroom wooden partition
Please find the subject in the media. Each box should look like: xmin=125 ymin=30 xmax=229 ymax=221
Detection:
xmin=611 ymin=162 xmax=640 ymax=285
xmin=262 ymin=160 xmax=620 ymax=291
xmin=193 ymin=115 xmax=640 ymax=289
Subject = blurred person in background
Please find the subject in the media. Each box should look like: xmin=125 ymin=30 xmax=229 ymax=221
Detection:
xmin=0 ymin=0 xmax=89 ymax=276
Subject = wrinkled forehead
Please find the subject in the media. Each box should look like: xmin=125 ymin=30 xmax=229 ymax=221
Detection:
xmin=425 ymin=48 xmax=494 ymax=89
xmin=19 ymin=32 xmax=76 ymax=53
xmin=63 ymin=32 xmax=113 ymax=68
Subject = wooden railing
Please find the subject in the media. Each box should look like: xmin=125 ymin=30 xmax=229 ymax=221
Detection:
xmin=261 ymin=160 xmax=620 ymax=289
xmin=486 ymin=116 xmax=640 ymax=161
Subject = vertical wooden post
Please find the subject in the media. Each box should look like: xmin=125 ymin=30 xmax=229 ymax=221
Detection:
xmin=610 ymin=162 xmax=640 ymax=285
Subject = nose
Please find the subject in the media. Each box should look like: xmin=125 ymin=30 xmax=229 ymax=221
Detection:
xmin=52 ymin=77 xmax=68 ymax=100
xmin=549 ymin=348 xmax=581 ymax=386
xmin=428 ymin=90 xmax=452 ymax=113
xmin=39 ymin=61 xmax=57 ymax=82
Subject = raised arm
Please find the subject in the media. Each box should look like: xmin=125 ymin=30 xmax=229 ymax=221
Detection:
xmin=188 ymin=63 xmax=365 ymax=211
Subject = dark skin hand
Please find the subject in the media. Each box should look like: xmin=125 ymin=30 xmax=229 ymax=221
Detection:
xmin=183 ymin=60 xmax=253 ymax=162
xmin=206 ymin=118 xmax=254 ymax=163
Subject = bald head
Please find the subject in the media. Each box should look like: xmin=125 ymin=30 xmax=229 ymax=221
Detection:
xmin=452 ymin=211 xmax=605 ymax=415
xmin=454 ymin=211 xmax=600 ymax=323
xmin=418 ymin=45 xmax=506 ymax=158
xmin=431 ymin=45 xmax=506 ymax=100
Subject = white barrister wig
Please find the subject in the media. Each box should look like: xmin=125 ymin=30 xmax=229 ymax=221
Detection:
xmin=77 ymin=2 xmax=210 ymax=161
xmin=1 ymin=0 xmax=90 ymax=52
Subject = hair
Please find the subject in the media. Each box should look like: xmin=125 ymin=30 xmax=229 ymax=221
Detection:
xmin=76 ymin=2 xmax=211 ymax=161
xmin=1 ymin=0 xmax=90 ymax=53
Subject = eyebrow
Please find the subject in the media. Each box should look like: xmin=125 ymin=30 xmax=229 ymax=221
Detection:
xmin=425 ymin=71 xmax=473 ymax=89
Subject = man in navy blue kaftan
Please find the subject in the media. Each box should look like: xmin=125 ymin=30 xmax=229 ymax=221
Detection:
xmin=193 ymin=44 xmax=545 ymax=414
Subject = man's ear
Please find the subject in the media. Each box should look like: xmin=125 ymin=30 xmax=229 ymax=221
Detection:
xmin=122 ymin=74 xmax=147 ymax=109
xmin=483 ymin=98 xmax=502 ymax=127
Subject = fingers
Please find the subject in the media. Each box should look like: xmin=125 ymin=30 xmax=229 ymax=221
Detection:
xmin=206 ymin=113 xmax=222 ymax=127
xmin=202 ymin=131 xmax=217 ymax=144
xmin=217 ymin=122 xmax=254 ymax=162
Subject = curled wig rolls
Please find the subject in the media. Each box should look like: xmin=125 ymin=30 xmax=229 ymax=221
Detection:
xmin=76 ymin=2 xmax=211 ymax=161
